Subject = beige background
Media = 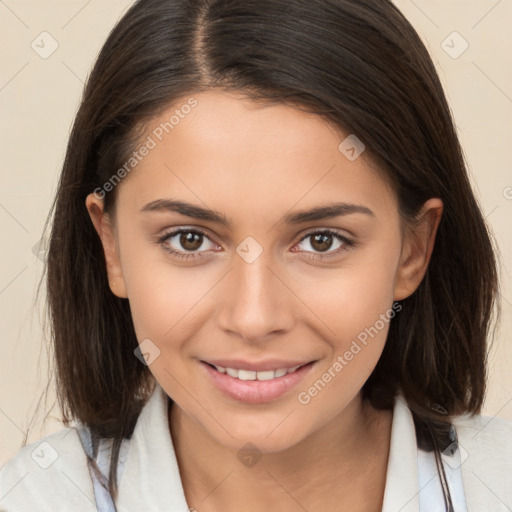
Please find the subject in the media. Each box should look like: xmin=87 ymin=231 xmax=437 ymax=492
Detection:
xmin=0 ymin=0 xmax=511 ymax=465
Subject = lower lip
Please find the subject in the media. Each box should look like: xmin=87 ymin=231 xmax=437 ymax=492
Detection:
xmin=201 ymin=361 xmax=315 ymax=404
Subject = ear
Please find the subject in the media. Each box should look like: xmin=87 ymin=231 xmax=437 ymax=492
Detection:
xmin=85 ymin=193 xmax=128 ymax=298
xmin=394 ymin=198 xmax=443 ymax=301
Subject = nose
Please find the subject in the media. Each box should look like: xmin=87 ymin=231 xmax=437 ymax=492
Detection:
xmin=216 ymin=248 xmax=295 ymax=343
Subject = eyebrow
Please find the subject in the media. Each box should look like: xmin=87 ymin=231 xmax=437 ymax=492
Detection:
xmin=140 ymin=199 xmax=375 ymax=227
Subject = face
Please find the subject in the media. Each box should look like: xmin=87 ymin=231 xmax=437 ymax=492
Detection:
xmin=87 ymin=90 xmax=442 ymax=454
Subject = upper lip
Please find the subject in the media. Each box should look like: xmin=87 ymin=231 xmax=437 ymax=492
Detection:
xmin=202 ymin=359 xmax=315 ymax=372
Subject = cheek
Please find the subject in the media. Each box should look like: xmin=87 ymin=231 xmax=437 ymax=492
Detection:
xmin=300 ymin=240 xmax=401 ymax=344
xmin=125 ymin=264 xmax=215 ymax=342
xmin=119 ymin=247 xmax=217 ymax=391
xmin=295 ymin=266 xmax=399 ymax=424
xmin=294 ymin=237 xmax=401 ymax=408
xmin=115 ymin=228 xmax=213 ymax=342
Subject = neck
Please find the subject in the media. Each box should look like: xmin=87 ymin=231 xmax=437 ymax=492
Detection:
xmin=168 ymin=394 xmax=393 ymax=512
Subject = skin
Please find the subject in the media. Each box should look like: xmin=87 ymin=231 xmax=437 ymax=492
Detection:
xmin=86 ymin=90 xmax=443 ymax=512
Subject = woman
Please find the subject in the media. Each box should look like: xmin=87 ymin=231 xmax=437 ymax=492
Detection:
xmin=1 ymin=0 xmax=511 ymax=511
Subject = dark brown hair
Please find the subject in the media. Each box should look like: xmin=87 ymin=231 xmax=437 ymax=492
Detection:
xmin=36 ymin=0 xmax=499 ymax=508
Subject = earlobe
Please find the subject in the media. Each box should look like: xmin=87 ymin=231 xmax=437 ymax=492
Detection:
xmin=85 ymin=193 xmax=128 ymax=298
xmin=393 ymin=198 xmax=443 ymax=301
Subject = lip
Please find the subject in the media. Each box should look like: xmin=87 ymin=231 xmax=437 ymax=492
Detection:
xmin=200 ymin=360 xmax=316 ymax=404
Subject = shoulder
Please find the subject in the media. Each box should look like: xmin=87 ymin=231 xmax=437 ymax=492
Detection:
xmin=453 ymin=412 xmax=512 ymax=508
xmin=0 ymin=426 xmax=97 ymax=512
xmin=453 ymin=411 xmax=512 ymax=453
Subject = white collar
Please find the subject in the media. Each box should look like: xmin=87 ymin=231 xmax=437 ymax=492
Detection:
xmin=381 ymin=393 xmax=420 ymax=511
xmin=117 ymin=383 xmax=189 ymax=511
xmin=117 ymin=383 xmax=422 ymax=511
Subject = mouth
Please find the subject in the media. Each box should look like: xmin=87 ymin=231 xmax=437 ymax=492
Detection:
xmin=200 ymin=359 xmax=317 ymax=403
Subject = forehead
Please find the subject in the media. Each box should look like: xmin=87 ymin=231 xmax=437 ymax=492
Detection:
xmin=116 ymin=90 xmax=397 ymax=223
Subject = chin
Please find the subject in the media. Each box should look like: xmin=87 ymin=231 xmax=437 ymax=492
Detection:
xmin=223 ymin=431 xmax=305 ymax=456
xmin=207 ymin=414 xmax=311 ymax=454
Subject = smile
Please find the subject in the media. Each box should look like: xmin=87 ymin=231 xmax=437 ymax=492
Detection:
xmin=201 ymin=360 xmax=316 ymax=403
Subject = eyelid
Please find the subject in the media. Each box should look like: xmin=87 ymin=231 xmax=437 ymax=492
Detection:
xmin=298 ymin=226 xmax=353 ymax=241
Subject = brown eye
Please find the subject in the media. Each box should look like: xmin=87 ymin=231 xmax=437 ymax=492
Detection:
xmin=310 ymin=233 xmax=335 ymax=252
xmin=295 ymin=229 xmax=355 ymax=258
xmin=179 ymin=231 xmax=204 ymax=251
xmin=159 ymin=228 xmax=218 ymax=260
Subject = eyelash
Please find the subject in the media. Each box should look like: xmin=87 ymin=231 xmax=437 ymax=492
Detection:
xmin=157 ymin=228 xmax=355 ymax=261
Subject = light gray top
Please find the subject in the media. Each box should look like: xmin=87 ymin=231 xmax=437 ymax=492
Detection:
xmin=1 ymin=382 xmax=511 ymax=511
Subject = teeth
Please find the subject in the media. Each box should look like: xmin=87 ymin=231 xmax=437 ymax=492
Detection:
xmin=226 ymin=367 xmax=238 ymax=378
xmin=238 ymin=369 xmax=256 ymax=380
xmin=213 ymin=364 xmax=305 ymax=380
xmin=256 ymin=370 xmax=275 ymax=381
